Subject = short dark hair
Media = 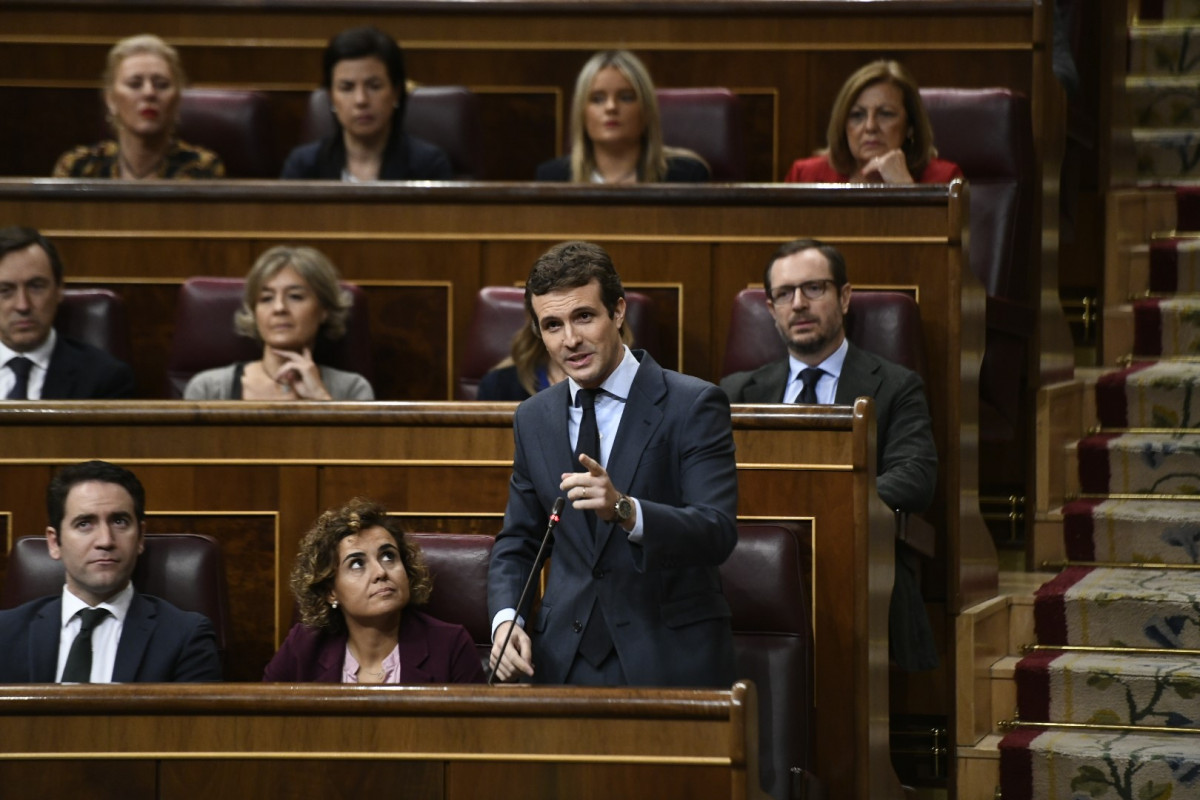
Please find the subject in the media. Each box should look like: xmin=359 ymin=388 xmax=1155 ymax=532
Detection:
xmin=322 ymin=26 xmax=407 ymax=129
xmin=763 ymin=238 xmax=848 ymax=294
xmin=290 ymin=497 xmax=432 ymax=636
xmin=524 ymin=241 xmax=626 ymax=333
xmin=47 ymin=460 xmax=146 ymax=531
xmin=0 ymin=226 xmax=64 ymax=285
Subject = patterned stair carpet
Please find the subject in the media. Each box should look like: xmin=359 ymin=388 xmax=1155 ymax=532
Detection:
xmin=1034 ymin=566 xmax=1200 ymax=650
xmin=1129 ymin=20 xmax=1200 ymax=180
xmin=1000 ymin=728 xmax=1200 ymax=800
xmin=1095 ymin=361 xmax=1200 ymax=428
xmin=1015 ymin=650 xmax=1200 ymax=727
xmin=1137 ymin=1 xmax=1200 ymax=23
xmin=1150 ymin=238 xmax=1200 ymax=293
xmin=1131 ymin=297 xmax=1200 ymax=356
xmin=1077 ymin=432 xmax=1200 ymax=495
xmin=1062 ymin=498 xmax=1200 ymax=563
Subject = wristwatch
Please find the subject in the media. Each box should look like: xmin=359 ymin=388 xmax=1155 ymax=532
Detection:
xmin=613 ymin=494 xmax=634 ymax=523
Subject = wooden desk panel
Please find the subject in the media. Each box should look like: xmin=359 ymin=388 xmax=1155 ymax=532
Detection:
xmin=0 ymin=682 xmax=767 ymax=800
xmin=0 ymin=400 xmax=902 ymax=800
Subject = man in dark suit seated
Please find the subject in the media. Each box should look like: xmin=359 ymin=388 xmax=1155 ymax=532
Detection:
xmin=721 ymin=238 xmax=939 ymax=671
xmin=488 ymin=241 xmax=739 ymax=687
xmin=0 ymin=226 xmax=134 ymax=400
xmin=0 ymin=460 xmax=221 ymax=682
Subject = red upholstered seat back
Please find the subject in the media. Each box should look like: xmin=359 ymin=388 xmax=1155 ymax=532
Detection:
xmin=165 ymin=277 xmax=373 ymax=398
xmin=721 ymin=288 xmax=928 ymax=382
xmin=0 ymin=533 xmax=232 ymax=660
xmin=56 ymin=288 xmax=132 ymax=365
xmin=457 ymin=286 xmax=660 ymax=400
xmin=721 ymin=523 xmax=813 ymax=800
xmin=657 ymin=88 xmax=746 ymax=181
xmin=301 ymin=86 xmax=484 ymax=179
xmin=409 ymin=533 xmax=495 ymax=664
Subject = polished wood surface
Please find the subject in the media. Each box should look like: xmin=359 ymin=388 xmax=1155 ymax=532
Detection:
xmin=0 ymin=178 xmax=994 ymax=612
xmin=0 ymin=399 xmax=902 ymax=800
xmin=0 ymin=681 xmax=767 ymax=800
xmin=0 ymin=0 xmax=1044 ymax=182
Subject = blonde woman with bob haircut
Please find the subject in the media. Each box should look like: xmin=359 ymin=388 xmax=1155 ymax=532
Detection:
xmin=785 ymin=59 xmax=960 ymax=185
xmin=183 ymin=245 xmax=374 ymax=401
xmin=536 ymin=50 xmax=709 ymax=184
xmin=53 ymin=34 xmax=224 ymax=180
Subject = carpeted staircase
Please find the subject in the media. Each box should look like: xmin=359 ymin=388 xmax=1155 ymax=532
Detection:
xmin=995 ymin=6 xmax=1200 ymax=796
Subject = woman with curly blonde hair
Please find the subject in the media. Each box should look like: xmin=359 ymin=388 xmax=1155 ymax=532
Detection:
xmin=264 ymin=497 xmax=484 ymax=683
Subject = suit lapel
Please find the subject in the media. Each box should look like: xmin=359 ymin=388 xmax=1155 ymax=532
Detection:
xmin=30 ymin=599 xmax=62 ymax=682
xmin=40 ymin=339 xmax=71 ymax=399
xmin=397 ymin=613 xmax=432 ymax=683
xmin=834 ymin=344 xmax=883 ymax=405
xmin=743 ymin=361 xmax=790 ymax=403
xmin=600 ymin=354 xmax=666 ymax=554
xmin=113 ymin=593 xmax=154 ymax=682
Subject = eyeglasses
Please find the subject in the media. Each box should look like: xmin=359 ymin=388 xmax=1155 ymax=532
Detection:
xmin=768 ymin=280 xmax=837 ymax=305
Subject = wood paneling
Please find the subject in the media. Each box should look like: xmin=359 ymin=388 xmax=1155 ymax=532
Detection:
xmin=0 ymin=400 xmax=900 ymax=800
xmin=0 ymin=1 xmax=1045 ymax=181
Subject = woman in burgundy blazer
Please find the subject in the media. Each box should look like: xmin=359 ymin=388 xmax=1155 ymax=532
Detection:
xmin=784 ymin=59 xmax=962 ymax=186
xmin=263 ymin=497 xmax=484 ymax=684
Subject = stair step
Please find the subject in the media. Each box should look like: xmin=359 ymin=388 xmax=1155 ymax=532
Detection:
xmin=1063 ymin=497 xmax=1200 ymax=564
xmin=1015 ymin=650 xmax=1200 ymax=727
xmin=1129 ymin=24 xmax=1200 ymax=76
xmin=1128 ymin=76 xmax=1200 ymax=128
xmin=1133 ymin=129 xmax=1200 ymax=179
xmin=1077 ymin=431 xmax=1200 ymax=495
xmin=1036 ymin=566 xmax=1200 ymax=650
xmin=1000 ymin=727 xmax=1200 ymax=800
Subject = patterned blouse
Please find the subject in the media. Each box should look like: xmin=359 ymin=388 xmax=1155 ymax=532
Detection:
xmin=52 ymin=139 xmax=225 ymax=179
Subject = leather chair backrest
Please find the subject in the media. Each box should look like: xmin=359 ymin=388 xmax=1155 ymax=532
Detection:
xmin=301 ymin=86 xmax=483 ymax=179
xmin=0 ymin=533 xmax=232 ymax=659
xmin=409 ymin=533 xmax=494 ymax=664
xmin=178 ymin=89 xmax=276 ymax=178
xmin=721 ymin=523 xmax=813 ymax=800
xmin=656 ymin=88 xmax=746 ymax=181
xmin=721 ymin=288 xmax=928 ymax=381
xmin=457 ymin=286 xmax=661 ymax=400
xmin=165 ymin=276 xmax=373 ymax=398
xmin=920 ymin=87 xmax=1035 ymax=304
xmin=55 ymin=288 xmax=132 ymax=365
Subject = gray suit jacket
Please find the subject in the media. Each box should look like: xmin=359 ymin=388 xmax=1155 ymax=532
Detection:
xmin=0 ymin=591 xmax=222 ymax=682
xmin=183 ymin=362 xmax=374 ymax=401
xmin=488 ymin=351 xmax=739 ymax=687
xmin=720 ymin=342 xmax=940 ymax=671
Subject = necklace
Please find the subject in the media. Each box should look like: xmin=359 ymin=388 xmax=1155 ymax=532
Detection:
xmin=118 ymin=149 xmax=165 ymax=180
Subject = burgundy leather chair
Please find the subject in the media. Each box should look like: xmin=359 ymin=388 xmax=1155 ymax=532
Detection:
xmin=0 ymin=533 xmax=232 ymax=662
xmin=94 ymin=89 xmax=275 ymax=177
xmin=301 ymin=86 xmax=483 ymax=179
xmin=657 ymin=88 xmax=746 ymax=181
xmin=410 ymin=533 xmax=495 ymax=665
xmin=56 ymin=288 xmax=132 ymax=365
xmin=921 ymin=87 xmax=1037 ymax=487
xmin=721 ymin=523 xmax=814 ymax=800
xmin=722 ymin=288 xmax=928 ymax=381
xmin=457 ymin=286 xmax=661 ymax=400
xmin=164 ymin=277 xmax=373 ymax=398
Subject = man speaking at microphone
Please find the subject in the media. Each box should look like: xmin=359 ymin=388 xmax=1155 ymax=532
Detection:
xmin=487 ymin=241 xmax=739 ymax=687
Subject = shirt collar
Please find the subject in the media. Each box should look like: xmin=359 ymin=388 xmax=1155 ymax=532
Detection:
xmin=568 ymin=345 xmax=637 ymax=405
xmin=788 ymin=336 xmax=849 ymax=386
xmin=1 ymin=327 xmax=56 ymax=372
xmin=60 ymin=579 xmax=134 ymax=628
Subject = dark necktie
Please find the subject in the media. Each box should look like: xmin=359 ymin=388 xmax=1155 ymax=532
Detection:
xmin=61 ymin=607 xmax=110 ymax=683
xmin=572 ymin=388 xmax=614 ymax=667
xmin=797 ymin=367 xmax=825 ymax=404
xmin=574 ymin=388 xmax=601 ymax=534
xmin=6 ymin=356 xmax=32 ymax=400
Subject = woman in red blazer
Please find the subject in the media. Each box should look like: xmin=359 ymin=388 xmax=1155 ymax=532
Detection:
xmin=263 ymin=498 xmax=484 ymax=684
xmin=785 ymin=60 xmax=962 ymax=185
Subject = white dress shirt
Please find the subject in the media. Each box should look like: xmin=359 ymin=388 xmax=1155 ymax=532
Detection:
xmin=56 ymin=581 xmax=133 ymax=683
xmin=782 ymin=337 xmax=849 ymax=405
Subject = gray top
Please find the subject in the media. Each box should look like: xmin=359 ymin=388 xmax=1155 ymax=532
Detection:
xmin=183 ymin=362 xmax=374 ymax=401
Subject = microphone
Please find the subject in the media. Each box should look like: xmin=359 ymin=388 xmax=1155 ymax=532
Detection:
xmin=488 ymin=496 xmax=565 ymax=686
